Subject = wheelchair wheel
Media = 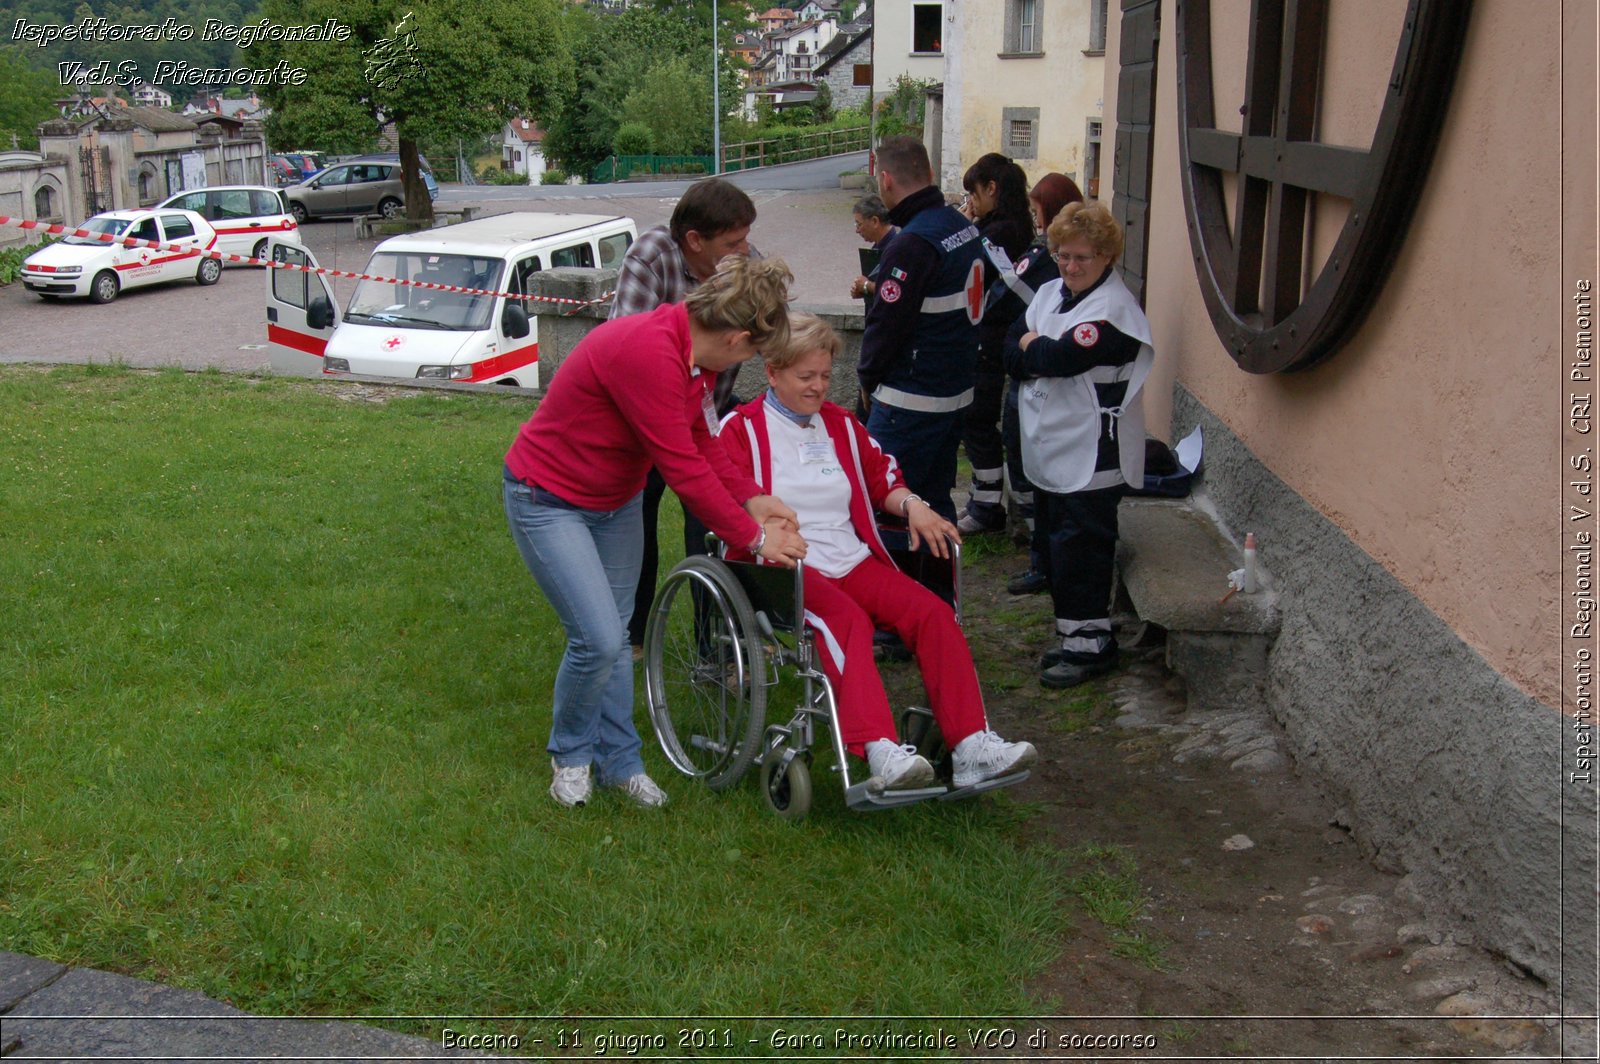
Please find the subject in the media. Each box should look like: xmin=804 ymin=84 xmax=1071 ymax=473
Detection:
xmin=761 ymin=748 xmax=812 ymax=821
xmin=644 ymin=555 xmax=766 ymax=790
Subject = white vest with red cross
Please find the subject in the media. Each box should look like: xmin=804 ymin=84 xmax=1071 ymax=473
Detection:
xmin=1018 ymin=268 xmax=1155 ymax=494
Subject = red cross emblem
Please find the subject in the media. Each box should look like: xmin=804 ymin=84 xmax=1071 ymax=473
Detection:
xmin=964 ymin=260 xmax=984 ymax=324
xmin=878 ymin=279 xmax=901 ymax=303
xmin=1073 ymin=322 xmax=1100 ymax=347
xmin=384 ymin=336 xmax=404 ymax=350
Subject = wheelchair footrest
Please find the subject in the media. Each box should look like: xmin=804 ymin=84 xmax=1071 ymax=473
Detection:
xmin=845 ymin=779 xmax=948 ymax=811
xmin=938 ymin=770 xmax=1031 ymax=801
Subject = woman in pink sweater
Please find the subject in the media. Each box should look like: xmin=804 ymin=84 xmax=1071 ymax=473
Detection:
xmin=504 ymin=256 xmax=807 ymax=809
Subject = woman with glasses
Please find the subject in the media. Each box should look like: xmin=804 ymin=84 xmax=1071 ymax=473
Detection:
xmin=1004 ymin=202 xmax=1154 ymax=690
xmin=503 ymin=256 xmax=809 ymax=809
xmin=847 ymin=194 xmax=899 ymax=303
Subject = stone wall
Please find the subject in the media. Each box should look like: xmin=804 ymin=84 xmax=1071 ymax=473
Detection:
xmin=1173 ymin=382 xmax=1598 ymax=1007
xmin=0 ymin=152 xmax=69 ymax=249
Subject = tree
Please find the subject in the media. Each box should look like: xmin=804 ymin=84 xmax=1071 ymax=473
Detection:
xmin=0 ymin=48 xmax=60 ymax=151
xmin=810 ymin=79 xmax=833 ymax=124
xmin=612 ymin=122 xmax=654 ymax=156
xmin=257 ymin=0 xmax=573 ymax=219
xmin=542 ymin=3 xmax=748 ymax=178
xmin=620 ymin=55 xmax=711 ymax=156
xmin=641 ymin=0 xmax=755 ymax=31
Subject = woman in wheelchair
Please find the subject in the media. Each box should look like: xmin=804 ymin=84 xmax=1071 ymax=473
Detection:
xmin=720 ymin=312 xmax=1037 ymax=790
xmin=503 ymin=256 xmax=808 ymax=810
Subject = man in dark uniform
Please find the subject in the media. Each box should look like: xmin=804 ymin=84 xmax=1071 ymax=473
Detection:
xmin=856 ymin=136 xmax=987 ymax=523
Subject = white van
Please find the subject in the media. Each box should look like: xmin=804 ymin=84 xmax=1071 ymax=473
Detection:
xmin=265 ymin=212 xmax=636 ymax=388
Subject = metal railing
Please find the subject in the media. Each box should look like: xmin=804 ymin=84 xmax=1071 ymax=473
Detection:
xmin=591 ymin=154 xmax=715 ymax=183
xmin=719 ymin=124 xmax=869 ymax=172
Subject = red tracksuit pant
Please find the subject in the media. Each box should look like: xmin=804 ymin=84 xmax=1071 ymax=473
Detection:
xmin=800 ymin=555 xmax=988 ymax=757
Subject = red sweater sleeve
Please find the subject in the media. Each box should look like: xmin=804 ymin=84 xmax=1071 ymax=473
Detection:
xmin=602 ymin=335 xmax=761 ymax=548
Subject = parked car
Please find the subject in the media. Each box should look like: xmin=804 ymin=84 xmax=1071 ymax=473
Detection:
xmin=156 ymin=185 xmax=300 ymax=264
xmin=20 ymin=208 xmax=221 ymax=304
xmin=267 ymin=154 xmax=298 ymax=186
xmin=282 ymin=151 xmax=327 ymax=179
xmin=283 ymin=155 xmax=438 ymax=222
xmin=267 ymin=152 xmax=328 ymax=185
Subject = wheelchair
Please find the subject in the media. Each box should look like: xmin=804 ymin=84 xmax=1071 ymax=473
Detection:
xmin=641 ymin=534 xmax=1031 ymax=820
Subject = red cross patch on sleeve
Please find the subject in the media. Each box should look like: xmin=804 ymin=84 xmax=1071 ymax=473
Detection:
xmin=1073 ymin=322 xmax=1101 ymax=347
xmin=879 ymin=279 xmax=902 ymax=303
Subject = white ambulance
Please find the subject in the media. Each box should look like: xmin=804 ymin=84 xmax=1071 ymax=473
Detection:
xmin=265 ymin=212 xmax=636 ymax=388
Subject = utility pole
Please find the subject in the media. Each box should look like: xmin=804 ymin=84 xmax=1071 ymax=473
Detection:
xmin=712 ymin=0 xmax=722 ymax=174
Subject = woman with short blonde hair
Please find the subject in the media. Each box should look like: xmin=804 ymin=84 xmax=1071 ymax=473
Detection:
xmin=503 ymin=255 xmax=808 ymax=810
xmin=720 ymin=312 xmax=1038 ymax=791
xmin=1047 ymin=200 xmax=1125 ymax=262
xmin=1006 ymin=199 xmax=1154 ymax=690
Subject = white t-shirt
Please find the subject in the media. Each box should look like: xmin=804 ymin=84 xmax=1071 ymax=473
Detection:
xmin=767 ymin=412 xmax=871 ymax=579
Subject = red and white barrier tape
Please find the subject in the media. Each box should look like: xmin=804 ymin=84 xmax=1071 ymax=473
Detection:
xmin=0 ymin=215 xmax=615 ymax=313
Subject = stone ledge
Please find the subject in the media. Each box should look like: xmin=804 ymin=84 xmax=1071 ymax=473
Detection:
xmin=1117 ymin=497 xmax=1279 ymax=636
xmin=351 ymin=207 xmax=479 ymax=239
xmin=0 ymin=950 xmax=68 ymax=1013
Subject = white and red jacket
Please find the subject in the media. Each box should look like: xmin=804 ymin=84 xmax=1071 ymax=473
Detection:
xmin=720 ymin=395 xmax=906 ymax=567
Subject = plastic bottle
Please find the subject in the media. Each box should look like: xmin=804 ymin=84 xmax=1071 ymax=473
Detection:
xmin=1242 ymin=532 xmax=1258 ymax=593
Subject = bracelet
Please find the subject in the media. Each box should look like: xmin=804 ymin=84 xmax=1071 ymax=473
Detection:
xmin=750 ymin=526 xmax=767 ymax=555
xmin=899 ymin=493 xmax=923 ymax=517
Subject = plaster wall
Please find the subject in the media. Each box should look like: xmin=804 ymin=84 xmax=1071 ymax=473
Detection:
xmin=1132 ymin=0 xmax=1573 ymax=708
xmin=1099 ymin=0 xmax=1598 ymax=998
xmin=871 ymin=0 xmax=946 ymax=99
xmin=942 ymin=0 xmax=1105 ymax=193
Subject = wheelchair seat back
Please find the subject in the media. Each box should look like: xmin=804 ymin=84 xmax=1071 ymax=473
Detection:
xmin=727 ymin=560 xmax=803 ymax=633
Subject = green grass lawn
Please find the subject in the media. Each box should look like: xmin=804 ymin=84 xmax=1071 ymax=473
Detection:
xmin=1 ymin=366 xmax=1078 ymax=1037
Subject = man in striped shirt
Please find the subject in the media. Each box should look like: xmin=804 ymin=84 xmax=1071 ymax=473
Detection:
xmin=609 ymin=177 xmax=759 ymax=650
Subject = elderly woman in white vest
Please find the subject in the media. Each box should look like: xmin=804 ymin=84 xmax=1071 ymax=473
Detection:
xmin=1003 ymin=202 xmax=1154 ymax=689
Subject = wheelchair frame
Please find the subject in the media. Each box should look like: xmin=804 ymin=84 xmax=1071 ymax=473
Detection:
xmin=641 ymin=537 xmax=1029 ymax=820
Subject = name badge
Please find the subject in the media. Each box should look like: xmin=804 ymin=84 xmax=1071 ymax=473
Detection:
xmin=701 ymin=389 xmax=720 ymax=435
xmin=799 ymin=440 xmax=834 ymax=464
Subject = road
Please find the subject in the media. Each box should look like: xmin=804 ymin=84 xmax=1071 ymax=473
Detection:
xmin=440 ymin=151 xmax=869 ymax=201
xmin=0 ymin=152 xmax=872 ymax=374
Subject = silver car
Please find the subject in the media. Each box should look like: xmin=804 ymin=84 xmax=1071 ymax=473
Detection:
xmin=283 ymin=158 xmax=438 ymax=222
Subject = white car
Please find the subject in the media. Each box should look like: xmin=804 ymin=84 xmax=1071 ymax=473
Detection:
xmin=156 ymin=185 xmax=301 ymax=264
xmin=21 ymin=208 xmax=222 ymax=304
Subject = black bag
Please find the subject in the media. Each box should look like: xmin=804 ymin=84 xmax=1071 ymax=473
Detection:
xmin=1130 ymin=436 xmax=1194 ymax=498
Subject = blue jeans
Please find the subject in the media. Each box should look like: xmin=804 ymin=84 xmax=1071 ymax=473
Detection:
xmin=867 ymin=402 xmax=964 ymax=523
xmin=503 ymin=476 xmax=645 ymax=785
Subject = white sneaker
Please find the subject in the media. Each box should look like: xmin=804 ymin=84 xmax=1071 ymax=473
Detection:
xmin=952 ymin=730 xmax=1037 ymax=788
xmin=550 ymin=759 xmax=592 ymax=807
xmin=866 ymin=740 xmax=936 ymax=790
xmin=611 ymin=773 xmax=668 ymax=808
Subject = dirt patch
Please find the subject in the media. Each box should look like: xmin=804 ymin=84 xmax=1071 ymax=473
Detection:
xmin=932 ymin=535 xmax=1575 ymax=1060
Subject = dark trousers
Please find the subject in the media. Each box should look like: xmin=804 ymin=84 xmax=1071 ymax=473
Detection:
xmin=867 ymin=402 xmax=964 ymax=524
xmin=961 ymin=344 xmax=1007 ymax=523
xmin=1004 ymin=380 xmax=1041 ymax=562
xmin=1035 ymin=484 xmax=1123 ymax=663
xmin=628 ymin=468 xmax=715 ymax=646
